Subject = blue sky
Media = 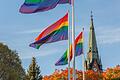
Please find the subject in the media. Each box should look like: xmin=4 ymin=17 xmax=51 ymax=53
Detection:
xmin=0 ymin=0 xmax=120 ymax=75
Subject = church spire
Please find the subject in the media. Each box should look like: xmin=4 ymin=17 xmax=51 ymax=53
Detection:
xmin=88 ymin=11 xmax=98 ymax=55
xmin=85 ymin=12 xmax=102 ymax=72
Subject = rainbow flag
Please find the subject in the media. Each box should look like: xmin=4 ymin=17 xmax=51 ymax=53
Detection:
xmin=55 ymin=45 xmax=72 ymax=65
xmin=19 ymin=0 xmax=71 ymax=13
xmin=75 ymin=32 xmax=83 ymax=56
xmin=55 ymin=32 xmax=83 ymax=66
xmin=29 ymin=13 xmax=68 ymax=49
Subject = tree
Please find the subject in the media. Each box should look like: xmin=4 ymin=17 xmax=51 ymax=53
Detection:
xmin=43 ymin=65 xmax=120 ymax=80
xmin=25 ymin=57 xmax=42 ymax=80
xmin=0 ymin=43 xmax=25 ymax=80
xmin=102 ymin=65 xmax=120 ymax=80
xmin=85 ymin=70 xmax=103 ymax=80
xmin=42 ymin=68 xmax=104 ymax=80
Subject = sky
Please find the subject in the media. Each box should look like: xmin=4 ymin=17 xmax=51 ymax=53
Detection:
xmin=0 ymin=0 xmax=120 ymax=75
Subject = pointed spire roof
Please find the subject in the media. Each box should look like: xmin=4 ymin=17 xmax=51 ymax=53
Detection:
xmin=88 ymin=11 xmax=98 ymax=53
xmin=85 ymin=12 xmax=103 ymax=72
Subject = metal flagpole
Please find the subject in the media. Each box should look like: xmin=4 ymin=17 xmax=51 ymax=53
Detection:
xmin=71 ymin=0 xmax=76 ymax=79
xmin=68 ymin=10 xmax=71 ymax=80
xmin=82 ymin=28 xmax=85 ymax=80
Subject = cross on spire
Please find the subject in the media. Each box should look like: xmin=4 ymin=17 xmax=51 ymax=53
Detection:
xmin=91 ymin=11 xmax=93 ymax=19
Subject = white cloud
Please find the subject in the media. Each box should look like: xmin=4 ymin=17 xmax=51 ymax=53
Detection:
xmin=20 ymin=41 xmax=67 ymax=59
xmin=96 ymin=27 xmax=120 ymax=44
xmin=16 ymin=29 xmax=42 ymax=34
xmin=20 ymin=49 xmax=57 ymax=59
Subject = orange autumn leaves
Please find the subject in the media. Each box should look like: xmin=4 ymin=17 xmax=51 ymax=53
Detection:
xmin=43 ymin=65 xmax=120 ymax=80
xmin=103 ymin=65 xmax=120 ymax=80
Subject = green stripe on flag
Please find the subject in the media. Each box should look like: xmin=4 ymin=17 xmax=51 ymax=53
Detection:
xmin=25 ymin=0 xmax=44 ymax=4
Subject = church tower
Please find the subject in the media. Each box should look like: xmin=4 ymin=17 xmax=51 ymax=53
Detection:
xmin=85 ymin=12 xmax=102 ymax=73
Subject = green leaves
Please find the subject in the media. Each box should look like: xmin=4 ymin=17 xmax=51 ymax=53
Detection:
xmin=0 ymin=43 xmax=25 ymax=80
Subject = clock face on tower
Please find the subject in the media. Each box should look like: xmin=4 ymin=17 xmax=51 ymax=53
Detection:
xmin=93 ymin=67 xmax=97 ymax=71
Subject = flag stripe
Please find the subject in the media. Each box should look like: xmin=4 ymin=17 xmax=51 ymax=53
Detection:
xmin=25 ymin=0 xmax=44 ymax=4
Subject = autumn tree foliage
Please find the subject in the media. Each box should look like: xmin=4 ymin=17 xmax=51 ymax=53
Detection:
xmin=85 ymin=70 xmax=103 ymax=80
xmin=43 ymin=65 xmax=120 ymax=80
xmin=102 ymin=65 xmax=120 ymax=80
xmin=43 ymin=68 xmax=103 ymax=80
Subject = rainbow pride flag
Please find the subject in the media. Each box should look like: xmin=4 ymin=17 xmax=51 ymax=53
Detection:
xmin=29 ymin=13 xmax=68 ymax=49
xmin=19 ymin=0 xmax=71 ymax=13
xmin=55 ymin=45 xmax=72 ymax=65
xmin=55 ymin=32 xmax=83 ymax=66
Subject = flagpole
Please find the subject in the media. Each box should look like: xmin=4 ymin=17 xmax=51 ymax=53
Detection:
xmin=68 ymin=10 xmax=71 ymax=80
xmin=71 ymin=0 xmax=76 ymax=79
xmin=82 ymin=28 xmax=85 ymax=80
